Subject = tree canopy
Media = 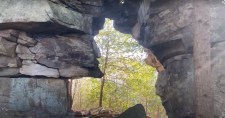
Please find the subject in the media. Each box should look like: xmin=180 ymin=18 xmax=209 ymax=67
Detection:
xmin=72 ymin=18 xmax=167 ymax=118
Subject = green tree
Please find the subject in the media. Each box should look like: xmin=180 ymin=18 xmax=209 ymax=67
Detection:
xmin=72 ymin=18 xmax=167 ymax=118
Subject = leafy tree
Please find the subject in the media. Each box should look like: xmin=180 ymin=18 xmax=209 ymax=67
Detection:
xmin=72 ymin=19 xmax=167 ymax=118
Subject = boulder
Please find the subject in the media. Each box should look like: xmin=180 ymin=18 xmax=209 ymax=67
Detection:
xmin=16 ymin=44 xmax=35 ymax=59
xmin=20 ymin=60 xmax=59 ymax=78
xmin=17 ymin=32 xmax=37 ymax=47
xmin=0 ymin=37 xmax=17 ymax=57
xmin=99 ymin=109 xmax=111 ymax=117
xmin=116 ymin=104 xmax=147 ymax=118
xmin=89 ymin=107 xmax=103 ymax=116
xmin=74 ymin=110 xmax=89 ymax=117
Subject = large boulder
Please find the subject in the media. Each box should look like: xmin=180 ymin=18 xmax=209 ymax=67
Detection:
xmin=116 ymin=104 xmax=147 ymax=118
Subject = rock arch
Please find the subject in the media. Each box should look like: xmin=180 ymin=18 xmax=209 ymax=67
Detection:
xmin=0 ymin=0 xmax=225 ymax=117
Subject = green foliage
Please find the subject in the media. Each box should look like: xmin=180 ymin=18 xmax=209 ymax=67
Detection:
xmin=73 ymin=19 xmax=167 ymax=118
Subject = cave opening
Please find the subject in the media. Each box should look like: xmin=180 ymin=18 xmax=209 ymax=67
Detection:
xmin=70 ymin=18 xmax=167 ymax=118
xmin=1 ymin=0 xmax=224 ymax=118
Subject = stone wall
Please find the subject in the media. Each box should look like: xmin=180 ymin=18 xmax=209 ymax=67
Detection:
xmin=0 ymin=0 xmax=105 ymax=117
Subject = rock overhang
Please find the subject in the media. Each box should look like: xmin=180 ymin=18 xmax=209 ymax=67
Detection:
xmin=0 ymin=0 xmax=92 ymax=34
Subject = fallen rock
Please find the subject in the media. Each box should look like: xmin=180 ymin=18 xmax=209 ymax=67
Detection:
xmin=17 ymin=32 xmax=37 ymax=47
xmin=0 ymin=68 xmax=20 ymax=76
xmin=116 ymin=104 xmax=147 ymax=118
xmin=20 ymin=60 xmax=59 ymax=78
xmin=74 ymin=110 xmax=89 ymax=117
xmin=0 ymin=29 xmax=19 ymax=42
xmin=59 ymin=66 xmax=89 ymax=78
xmin=89 ymin=107 xmax=103 ymax=116
xmin=0 ymin=55 xmax=20 ymax=67
xmin=0 ymin=37 xmax=17 ymax=57
xmin=16 ymin=44 xmax=35 ymax=59
xmin=99 ymin=109 xmax=111 ymax=117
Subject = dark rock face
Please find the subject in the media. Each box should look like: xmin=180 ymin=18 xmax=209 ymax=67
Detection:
xmin=156 ymin=54 xmax=195 ymax=118
xmin=156 ymin=42 xmax=225 ymax=118
xmin=211 ymin=42 xmax=225 ymax=118
xmin=116 ymin=104 xmax=147 ymax=118
xmin=152 ymin=1 xmax=225 ymax=118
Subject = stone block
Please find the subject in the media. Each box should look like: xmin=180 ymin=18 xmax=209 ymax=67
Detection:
xmin=0 ymin=55 xmax=20 ymax=68
xmin=0 ymin=29 xmax=19 ymax=42
xmin=0 ymin=37 xmax=17 ymax=57
xmin=30 ymin=34 xmax=95 ymax=69
xmin=18 ymin=32 xmax=37 ymax=47
xmin=0 ymin=68 xmax=20 ymax=77
xmin=59 ymin=66 xmax=88 ymax=78
xmin=0 ymin=77 xmax=68 ymax=118
xmin=16 ymin=44 xmax=35 ymax=59
xmin=20 ymin=60 xmax=59 ymax=78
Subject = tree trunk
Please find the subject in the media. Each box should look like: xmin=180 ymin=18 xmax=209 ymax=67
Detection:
xmin=116 ymin=78 xmax=118 ymax=112
xmin=67 ymin=79 xmax=73 ymax=109
xmin=157 ymin=106 xmax=159 ymax=118
xmin=99 ymin=39 xmax=110 ymax=107
xmin=145 ymin=98 xmax=148 ymax=115
xmin=193 ymin=0 xmax=213 ymax=118
xmin=72 ymin=80 xmax=78 ymax=102
xmin=79 ymin=80 xmax=82 ymax=109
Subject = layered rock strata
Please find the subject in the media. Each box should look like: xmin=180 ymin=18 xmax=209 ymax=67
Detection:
xmin=0 ymin=0 xmax=104 ymax=117
xmin=151 ymin=0 xmax=225 ymax=118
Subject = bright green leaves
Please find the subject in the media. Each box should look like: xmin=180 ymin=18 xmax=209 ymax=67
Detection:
xmin=72 ymin=18 xmax=167 ymax=118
